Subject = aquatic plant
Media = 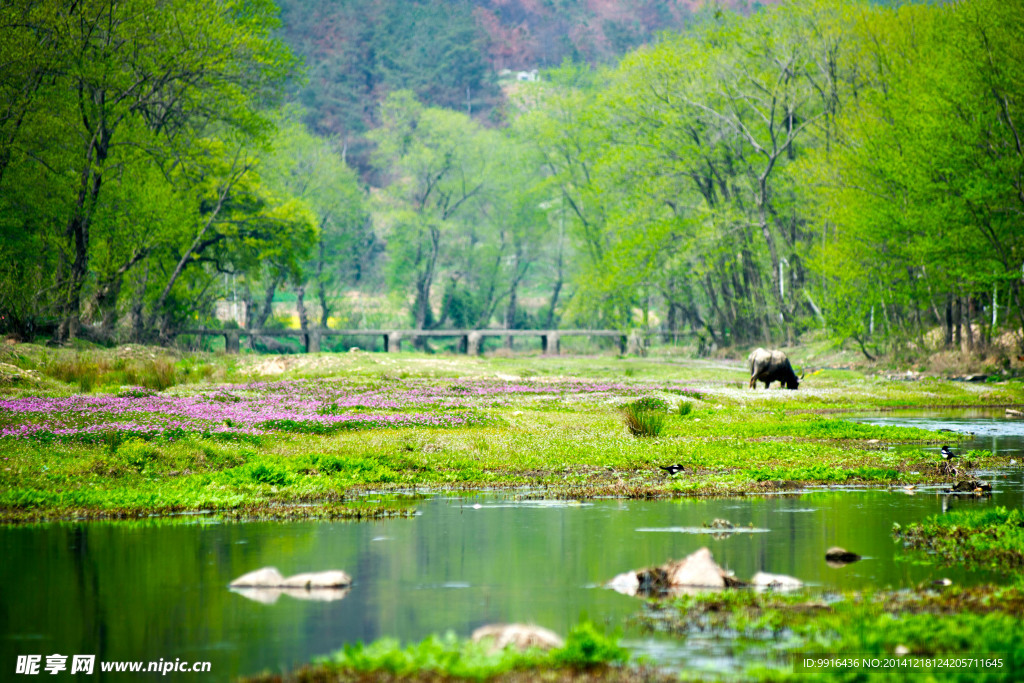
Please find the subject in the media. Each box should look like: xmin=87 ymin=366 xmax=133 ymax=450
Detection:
xmin=895 ymin=506 xmax=1024 ymax=571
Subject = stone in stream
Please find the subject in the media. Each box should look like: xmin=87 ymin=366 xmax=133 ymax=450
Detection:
xmin=229 ymin=567 xmax=352 ymax=588
xmin=824 ymin=547 xmax=861 ymax=566
xmin=608 ymin=547 xmax=744 ymax=596
xmin=471 ymin=624 xmax=564 ymax=654
xmin=230 ymin=586 xmax=351 ymax=604
xmin=281 ymin=571 xmax=353 ymax=588
xmin=946 ymin=479 xmax=992 ymax=493
xmin=606 ymin=571 xmax=641 ymax=597
xmin=750 ymin=571 xmax=804 ymax=590
xmin=229 ymin=567 xmax=285 ymax=587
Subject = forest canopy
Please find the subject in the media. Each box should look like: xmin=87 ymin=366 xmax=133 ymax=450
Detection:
xmin=0 ymin=0 xmax=1021 ymax=356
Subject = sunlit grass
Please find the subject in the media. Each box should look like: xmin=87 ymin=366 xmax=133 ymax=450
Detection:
xmin=0 ymin=344 xmax=1019 ymax=521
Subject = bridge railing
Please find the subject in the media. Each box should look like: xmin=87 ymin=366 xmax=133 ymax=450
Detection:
xmin=174 ymin=328 xmax=637 ymax=355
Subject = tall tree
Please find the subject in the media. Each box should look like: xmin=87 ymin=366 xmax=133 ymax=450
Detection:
xmin=0 ymin=0 xmax=296 ymax=342
xmin=369 ymin=91 xmax=492 ymax=336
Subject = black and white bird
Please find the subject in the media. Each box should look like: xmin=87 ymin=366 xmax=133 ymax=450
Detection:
xmin=659 ymin=464 xmax=685 ymax=475
xmin=941 ymin=445 xmax=956 ymax=460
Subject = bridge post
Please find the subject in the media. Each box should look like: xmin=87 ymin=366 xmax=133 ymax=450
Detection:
xmin=618 ymin=334 xmax=627 ymax=354
xmin=467 ymin=331 xmax=482 ymax=356
xmin=386 ymin=332 xmax=402 ymax=353
xmin=542 ymin=331 xmax=560 ymax=355
xmin=224 ymin=331 xmax=240 ymax=354
xmin=305 ymin=329 xmax=320 ymax=353
xmin=459 ymin=334 xmax=469 ymax=354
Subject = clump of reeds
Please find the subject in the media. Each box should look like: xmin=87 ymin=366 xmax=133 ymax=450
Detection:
xmin=42 ymin=354 xmax=180 ymax=392
xmin=619 ymin=398 xmax=667 ymax=437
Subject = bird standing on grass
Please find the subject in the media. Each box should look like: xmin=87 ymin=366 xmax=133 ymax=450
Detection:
xmin=941 ymin=445 xmax=956 ymax=460
xmin=659 ymin=465 xmax=685 ymax=475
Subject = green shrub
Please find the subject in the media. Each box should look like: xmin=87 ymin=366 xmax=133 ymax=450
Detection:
xmin=630 ymin=396 xmax=669 ymax=412
xmin=117 ymin=439 xmax=159 ymax=472
xmin=619 ymin=400 xmax=667 ymax=437
xmin=678 ymin=401 xmax=693 ymax=416
xmin=550 ymin=621 xmax=629 ymax=669
xmin=243 ymin=461 xmax=290 ymax=486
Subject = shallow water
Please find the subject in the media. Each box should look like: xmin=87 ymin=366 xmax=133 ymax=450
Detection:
xmin=2 ymin=411 xmax=1023 ymax=679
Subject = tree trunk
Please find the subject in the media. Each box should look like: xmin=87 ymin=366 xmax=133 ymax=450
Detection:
xmin=412 ymin=226 xmax=441 ymax=350
xmin=129 ymin=264 xmax=149 ymax=343
xmin=56 ymin=118 xmax=110 ymax=343
xmin=965 ymin=297 xmax=975 ymax=352
xmin=954 ymin=296 xmax=962 ymax=350
xmin=505 ymin=280 xmax=518 ymax=350
xmin=317 ymin=238 xmax=330 ymax=328
xmin=944 ymin=295 xmax=954 ymax=348
xmin=296 ymin=284 xmax=309 ymax=333
xmin=96 ymin=275 xmax=122 ymax=343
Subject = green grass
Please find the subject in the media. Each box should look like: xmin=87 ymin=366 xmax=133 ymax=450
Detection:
xmin=895 ymin=507 xmax=1024 ymax=572
xmin=641 ymin=588 xmax=1024 ymax=682
xmin=0 ymin=343 xmax=1020 ymax=521
xmin=240 ymin=622 xmax=632 ymax=683
xmin=618 ymin=398 xmax=668 ymax=437
xmin=4 ymin=344 xmax=1023 ymax=681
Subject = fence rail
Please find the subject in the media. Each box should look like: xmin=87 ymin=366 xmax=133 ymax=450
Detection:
xmin=174 ymin=328 xmax=640 ymax=355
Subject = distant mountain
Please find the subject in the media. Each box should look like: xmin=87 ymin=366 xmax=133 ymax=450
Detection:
xmin=472 ymin=0 xmax=772 ymax=71
xmin=274 ymin=0 xmax=775 ymax=168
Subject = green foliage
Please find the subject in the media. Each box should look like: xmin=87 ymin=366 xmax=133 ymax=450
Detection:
xmin=315 ymin=622 xmax=628 ymax=679
xmin=896 ymin=506 xmax=1024 ymax=572
xmin=618 ymin=400 xmax=668 ymax=437
xmin=549 ymin=622 xmax=629 ymax=669
xmin=117 ymin=439 xmax=160 ymax=473
xmin=630 ymin=397 xmax=670 ymax=412
xmin=237 ymin=460 xmax=291 ymax=487
xmin=749 ymin=464 xmax=898 ymax=483
xmin=321 ymin=633 xmax=535 ymax=679
xmin=0 ymin=0 xmax=301 ymax=341
xmin=39 ymin=355 xmax=182 ymax=393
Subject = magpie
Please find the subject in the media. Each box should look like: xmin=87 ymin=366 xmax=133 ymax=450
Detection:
xmin=941 ymin=445 xmax=956 ymax=460
xmin=659 ymin=464 xmax=685 ymax=475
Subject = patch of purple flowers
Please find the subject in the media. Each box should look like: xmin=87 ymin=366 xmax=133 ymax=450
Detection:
xmin=0 ymin=377 xmax=699 ymax=442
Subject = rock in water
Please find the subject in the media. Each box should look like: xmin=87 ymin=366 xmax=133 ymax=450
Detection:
xmin=750 ymin=571 xmax=803 ymax=590
xmin=664 ymin=547 xmax=741 ymax=588
xmin=471 ymin=624 xmax=564 ymax=654
xmin=229 ymin=567 xmax=351 ymax=588
xmin=281 ymin=571 xmax=352 ymax=588
xmin=824 ymin=547 xmax=861 ymax=565
xmin=606 ymin=571 xmax=640 ymax=596
xmin=229 ymin=567 xmax=285 ymax=587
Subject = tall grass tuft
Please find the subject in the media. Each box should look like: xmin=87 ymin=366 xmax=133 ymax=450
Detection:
xmin=619 ymin=399 xmax=667 ymax=437
xmin=42 ymin=354 xmax=181 ymax=392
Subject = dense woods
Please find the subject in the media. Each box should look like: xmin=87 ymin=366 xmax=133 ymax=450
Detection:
xmin=1 ymin=0 xmax=1022 ymax=356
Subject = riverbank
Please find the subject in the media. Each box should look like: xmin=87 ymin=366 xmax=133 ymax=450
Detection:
xmin=1 ymin=344 xmax=1021 ymax=523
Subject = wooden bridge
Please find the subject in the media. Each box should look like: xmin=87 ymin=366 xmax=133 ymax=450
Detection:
xmin=175 ymin=328 xmax=640 ymax=355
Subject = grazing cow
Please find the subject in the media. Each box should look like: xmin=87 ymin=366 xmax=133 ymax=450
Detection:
xmin=748 ymin=348 xmax=800 ymax=390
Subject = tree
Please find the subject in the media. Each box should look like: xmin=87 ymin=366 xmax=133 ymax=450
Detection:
xmin=261 ymin=108 xmax=369 ymax=330
xmin=803 ymin=0 xmax=1024 ymax=354
xmin=369 ymin=91 xmax=492 ymax=336
xmin=0 ymin=0 xmax=296 ymax=342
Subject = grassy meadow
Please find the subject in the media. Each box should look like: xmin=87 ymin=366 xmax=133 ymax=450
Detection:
xmin=0 ymin=342 xmax=1021 ymax=522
